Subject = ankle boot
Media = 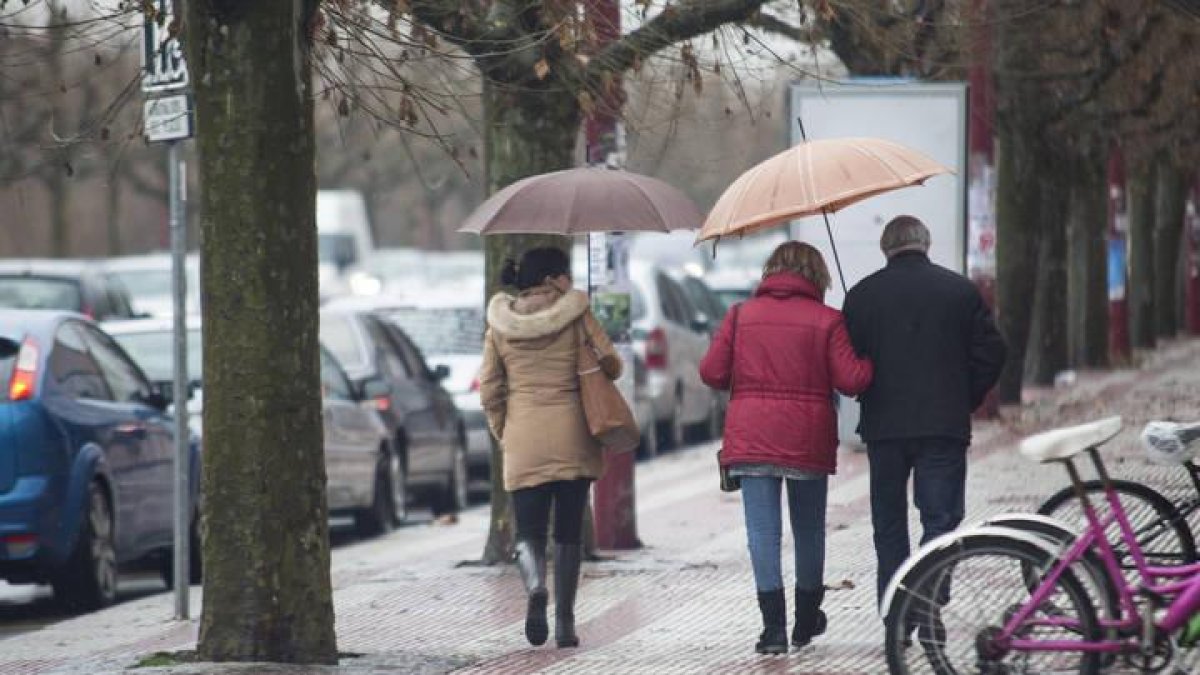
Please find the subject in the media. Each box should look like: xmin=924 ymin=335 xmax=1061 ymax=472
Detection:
xmin=755 ymin=589 xmax=788 ymax=654
xmin=791 ymin=586 xmax=827 ymax=648
xmin=514 ymin=539 xmax=548 ymax=646
xmin=554 ymin=543 xmax=582 ymax=648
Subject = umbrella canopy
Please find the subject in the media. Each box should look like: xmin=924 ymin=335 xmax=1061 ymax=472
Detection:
xmin=697 ymin=137 xmax=952 ymax=243
xmin=459 ymin=168 xmax=703 ymax=236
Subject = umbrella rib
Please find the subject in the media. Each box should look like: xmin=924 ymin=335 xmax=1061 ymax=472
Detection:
xmin=624 ymin=174 xmax=674 ymax=232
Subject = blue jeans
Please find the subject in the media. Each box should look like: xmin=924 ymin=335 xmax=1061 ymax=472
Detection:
xmin=867 ymin=438 xmax=968 ymax=604
xmin=740 ymin=475 xmax=828 ymax=593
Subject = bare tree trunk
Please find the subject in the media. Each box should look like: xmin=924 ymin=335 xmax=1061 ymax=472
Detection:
xmin=479 ymin=81 xmax=577 ymax=564
xmin=1026 ymin=163 xmax=1068 ymax=385
xmin=1066 ymin=156 xmax=1108 ymax=368
xmin=45 ymin=0 xmax=70 ymax=257
xmin=105 ymin=177 xmax=122 ymax=256
xmin=1127 ymin=160 xmax=1157 ymax=350
xmin=993 ymin=127 xmax=1041 ymax=402
xmin=1153 ymin=158 xmax=1187 ymax=338
xmin=185 ymin=0 xmax=336 ymax=664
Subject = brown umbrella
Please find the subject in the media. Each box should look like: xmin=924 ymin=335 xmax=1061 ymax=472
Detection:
xmin=696 ymin=136 xmax=952 ymax=291
xmin=459 ymin=168 xmax=703 ymax=235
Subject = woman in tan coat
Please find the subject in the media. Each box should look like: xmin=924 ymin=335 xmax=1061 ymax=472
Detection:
xmin=479 ymin=246 xmax=621 ymax=649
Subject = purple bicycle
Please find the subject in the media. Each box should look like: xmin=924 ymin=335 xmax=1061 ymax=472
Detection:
xmin=882 ymin=418 xmax=1200 ymax=675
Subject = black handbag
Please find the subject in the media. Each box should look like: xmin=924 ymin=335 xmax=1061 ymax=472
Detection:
xmin=717 ymin=304 xmax=741 ymax=493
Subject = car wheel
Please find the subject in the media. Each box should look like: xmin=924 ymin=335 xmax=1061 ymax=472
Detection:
xmin=434 ymin=440 xmax=469 ymax=516
xmin=669 ymin=394 xmax=686 ymax=448
xmin=53 ymin=482 xmax=118 ymax=611
xmin=638 ymin=422 xmax=659 ymax=459
xmin=355 ymin=449 xmax=402 ymax=536
xmin=158 ymin=514 xmax=203 ymax=588
xmin=706 ymin=395 xmax=725 ymax=441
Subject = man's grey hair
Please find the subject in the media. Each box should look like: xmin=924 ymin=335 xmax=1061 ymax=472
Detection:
xmin=880 ymin=215 xmax=931 ymax=257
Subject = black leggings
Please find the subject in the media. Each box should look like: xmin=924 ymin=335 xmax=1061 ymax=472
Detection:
xmin=511 ymin=479 xmax=592 ymax=546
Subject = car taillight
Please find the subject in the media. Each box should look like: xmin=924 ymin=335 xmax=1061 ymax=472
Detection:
xmin=2 ymin=533 xmax=37 ymax=558
xmin=374 ymin=396 xmax=391 ymax=412
xmin=645 ymin=327 xmax=668 ymax=370
xmin=469 ymin=376 xmax=480 ymax=393
xmin=80 ymin=304 xmax=94 ymax=319
xmin=9 ymin=337 xmax=39 ymax=401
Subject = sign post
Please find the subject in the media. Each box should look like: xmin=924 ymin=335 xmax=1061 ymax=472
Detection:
xmin=142 ymin=0 xmax=193 ymax=620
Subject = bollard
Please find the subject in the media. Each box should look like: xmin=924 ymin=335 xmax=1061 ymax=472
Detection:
xmin=593 ymin=449 xmax=640 ymax=550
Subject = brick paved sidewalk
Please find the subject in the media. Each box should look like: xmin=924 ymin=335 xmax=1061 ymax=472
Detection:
xmin=2 ymin=339 xmax=1198 ymax=674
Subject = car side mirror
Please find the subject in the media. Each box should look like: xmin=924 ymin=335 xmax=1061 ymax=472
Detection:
xmin=143 ymin=385 xmax=171 ymax=411
xmin=432 ymin=364 xmax=451 ymax=382
xmin=359 ymin=377 xmax=392 ymax=401
xmin=690 ymin=312 xmax=711 ymax=334
xmin=0 ymin=338 xmax=17 ymax=359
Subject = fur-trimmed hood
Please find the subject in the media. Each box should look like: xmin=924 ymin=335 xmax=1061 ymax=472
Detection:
xmin=487 ymin=287 xmax=589 ymax=341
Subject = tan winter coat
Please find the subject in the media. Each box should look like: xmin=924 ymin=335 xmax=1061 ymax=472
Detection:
xmin=480 ymin=286 xmax=622 ymax=491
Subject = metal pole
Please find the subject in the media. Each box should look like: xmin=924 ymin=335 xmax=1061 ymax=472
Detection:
xmin=169 ymin=139 xmax=190 ymax=619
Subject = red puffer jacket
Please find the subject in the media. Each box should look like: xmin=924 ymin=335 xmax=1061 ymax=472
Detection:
xmin=700 ymin=272 xmax=873 ymax=475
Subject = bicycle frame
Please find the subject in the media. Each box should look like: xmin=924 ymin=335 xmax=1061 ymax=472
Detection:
xmin=997 ymin=447 xmax=1200 ymax=655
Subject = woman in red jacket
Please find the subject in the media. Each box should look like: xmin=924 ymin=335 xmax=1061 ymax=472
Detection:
xmin=700 ymin=241 xmax=873 ymax=655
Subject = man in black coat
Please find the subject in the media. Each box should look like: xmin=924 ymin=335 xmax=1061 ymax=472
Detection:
xmin=842 ymin=215 xmax=1007 ymax=606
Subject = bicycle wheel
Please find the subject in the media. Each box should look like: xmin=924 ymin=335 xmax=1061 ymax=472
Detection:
xmin=1038 ymin=480 xmax=1197 ymax=569
xmin=983 ymin=514 xmax=1120 ymax=623
xmin=884 ymin=531 xmax=1101 ymax=675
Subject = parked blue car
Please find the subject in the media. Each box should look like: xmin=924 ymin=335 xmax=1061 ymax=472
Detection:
xmin=0 ymin=309 xmax=200 ymax=610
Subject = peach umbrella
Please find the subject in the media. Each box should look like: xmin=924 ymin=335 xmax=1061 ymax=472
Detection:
xmin=697 ymin=137 xmax=952 ymax=289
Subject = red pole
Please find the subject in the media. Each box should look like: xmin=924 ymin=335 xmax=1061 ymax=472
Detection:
xmin=968 ymin=0 xmax=1001 ymax=418
xmin=585 ymin=0 xmax=640 ymax=551
xmin=1107 ymin=148 xmax=1132 ymax=363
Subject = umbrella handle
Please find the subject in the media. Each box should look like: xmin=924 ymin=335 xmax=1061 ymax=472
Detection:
xmin=822 ymin=210 xmax=848 ymax=294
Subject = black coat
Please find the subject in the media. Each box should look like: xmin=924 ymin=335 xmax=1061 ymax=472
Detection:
xmin=843 ymin=251 xmax=1007 ymax=443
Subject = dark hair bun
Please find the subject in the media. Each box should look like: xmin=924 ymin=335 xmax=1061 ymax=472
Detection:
xmin=500 ymin=259 xmax=519 ymax=287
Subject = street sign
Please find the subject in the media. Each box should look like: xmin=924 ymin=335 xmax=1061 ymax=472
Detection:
xmin=144 ymin=94 xmax=194 ymax=143
xmin=142 ymin=0 xmax=189 ymax=93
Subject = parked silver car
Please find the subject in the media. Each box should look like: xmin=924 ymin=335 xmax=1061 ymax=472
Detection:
xmin=101 ymin=253 xmax=200 ymax=318
xmin=369 ymin=298 xmax=491 ymax=481
xmin=320 ymin=305 xmax=469 ymax=515
xmin=105 ymin=317 xmax=402 ymax=536
xmin=629 ymin=261 xmax=722 ymax=448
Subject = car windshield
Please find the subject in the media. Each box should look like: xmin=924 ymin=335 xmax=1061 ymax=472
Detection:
xmin=0 ymin=277 xmax=82 ymax=312
xmin=107 ymin=270 xmax=172 ymax=297
xmin=714 ymin=288 xmax=752 ymax=310
xmin=318 ymin=233 xmax=357 ymax=268
xmin=319 ymin=316 xmax=368 ymax=371
xmin=112 ymin=329 xmax=202 ymax=382
xmin=382 ymin=307 xmax=484 ymax=356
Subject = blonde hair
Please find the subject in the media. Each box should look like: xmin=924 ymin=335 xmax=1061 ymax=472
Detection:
xmin=762 ymin=241 xmax=831 ymax=291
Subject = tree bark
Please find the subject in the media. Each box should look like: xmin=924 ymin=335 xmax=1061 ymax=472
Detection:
xmin=1065 ymin=156 xmax=1108 ymax=368
xmin=992 ymin=127 xmax=1041 ymax=402
xmin=1153 ymin=158 xmax=1187 ymax=338
xmin=479 ymin=82 xmax=577 ymax=565
xmin=1127 ymin=159 xmax=1157 ymax=350
xmin=1026 ymin=163 xmax=1068 ymax=386
xmin=185 ymin=0 xmax=337 ymax=664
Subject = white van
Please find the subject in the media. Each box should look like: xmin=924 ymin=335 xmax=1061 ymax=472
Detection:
xmin=317 ymin=190 xmax=374 ymax=272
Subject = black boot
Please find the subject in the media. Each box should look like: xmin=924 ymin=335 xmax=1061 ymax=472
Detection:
xmin=554 ymin=543 xmax=582 ymax=648
xmin=514 ymin=539 xmax=548 ymax=646
xmin=755 ymin=589 xmax=788 ymax=655
xmin=791 ymin=586 xmax=827 ymax=648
